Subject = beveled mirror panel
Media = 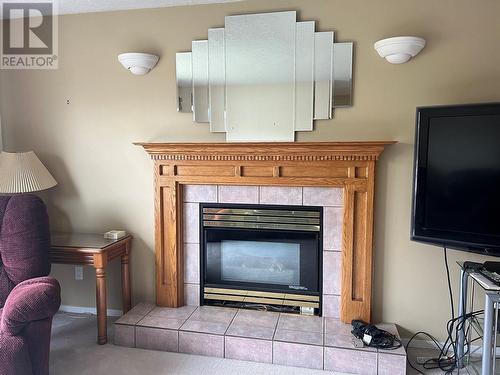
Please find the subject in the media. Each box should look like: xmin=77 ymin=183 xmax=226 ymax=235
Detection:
xmin=176 ymin=11 xmax=354 ymax=141
xmin=208 ymin=28 xmax=226 ymax=132
xmin=192 ymin=40 xmax=209 ymax=123
xmin=314 ymin=31 xmax=334 ymax=120
xmin=175 ymin=52 xmax=192 ymax=113
xmin=225 ymin=11 xmax=296 ymax=141
xmin=295 ymin=21 xmax=315 ymax=131
xmin=333 ymin=42 xmax=353 ymax=107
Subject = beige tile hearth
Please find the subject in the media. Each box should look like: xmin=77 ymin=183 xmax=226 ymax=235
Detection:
xmin=180 ymin=319 xmax=229 ymax=335
xmin=137 ymin=306 xmax=197 ymax=330
xmin=179 ymin=331 xmax=224 ymax=357
xmin=226 ymin=309 xmax=278 ymax=340
xmin=136 ymin=326 xmax=179 ymax=352
xmin=274 ymin=329 xmax=323 ymax=346
xmin=148 ymin=305 xmax=197 ymax=320
xmin=231 ymin=309 xmax=279 ymax=328
xmin=180 ymin=306 xmax=237 ymax=335
xmin=324 ymin=331 xmax=376 ymax=352
xmin=115 ymin=302 xmax=155 ymax=325
xmin=115 ymin=304 xmax=407 ymax=374
xmin=273 ymin=341 xmax=324 ymax=370
xmin=275 ymin=313 xmax=324 ymax=346
xmin=277 ymin=313 xmax=323 ymax=333
xmin=114 ymin=324 xmax=135 ymax=347
xmin=138 ymin=315 xmax=186 ymax=330
xmin=378 ymin=352 xmax=407 ymax=375
xmin=324 ymin=346 xmax=378 ymax=374
xmin=188 ymin=306 xmax=237 ymax=324
xmin=226 ymin=323 xmax=275 ymax=340
xmin=225 ymin=336 xmax=273 ymax=363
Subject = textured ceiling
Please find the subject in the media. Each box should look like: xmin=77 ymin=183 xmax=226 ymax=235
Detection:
xmin=37 ymin=0 xmax=244 ymax=16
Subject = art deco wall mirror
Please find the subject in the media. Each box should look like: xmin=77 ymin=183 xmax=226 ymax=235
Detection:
xmin=176 ymin=11 xmax=353 ymax=141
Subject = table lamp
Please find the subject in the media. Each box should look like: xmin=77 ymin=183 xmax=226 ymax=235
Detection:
xmin=0 ymin=151 xmax=57 ymax=193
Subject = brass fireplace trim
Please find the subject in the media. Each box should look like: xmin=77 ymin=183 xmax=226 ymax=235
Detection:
xmin=136 ymin=141 xmax=396 ymax=323
xmin=203 ymin=287 xmax=320 ymax=308
xmin=203 ymin=207 xmax=321 ymax=218
xmin=202 ymin=214 xmax=320 ymax=225
xmin=203 ymin=221 xmax=320 ymax=232
xmin=202 ymin=206 xmax=321 ymax=232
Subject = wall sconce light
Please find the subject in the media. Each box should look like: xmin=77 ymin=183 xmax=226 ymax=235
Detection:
xmin=374 ymin=36 xmax=425 ymax=64
xmin=118 ymin=52 xmax=159 ymax=75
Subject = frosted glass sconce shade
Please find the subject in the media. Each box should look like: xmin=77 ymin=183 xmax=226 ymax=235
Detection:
xmin=118 ymin=53 xmax=159 ymax=75
xmin=374 ymin=36 xmax=425 ymax=64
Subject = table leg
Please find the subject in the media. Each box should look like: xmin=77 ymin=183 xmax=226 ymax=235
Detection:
xmin=121 ymin=242 xmax=132 ymax=313
xmin=457 ymin=268 xmax=468 ymax=368
xmin=482 ymin=293 xmax=495 ymax=374
xmin=96 ymin=267 xmax=107 ymax=345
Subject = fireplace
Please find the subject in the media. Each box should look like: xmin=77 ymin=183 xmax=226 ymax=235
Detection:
xmin=200 ymin=203 xmax=322 ymax=315
xmin=137 ymin=141 xmax=395 ymax=322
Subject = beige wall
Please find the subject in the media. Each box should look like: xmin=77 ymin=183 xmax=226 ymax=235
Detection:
xmin=1 ymin=0 xmax=499 ymax=339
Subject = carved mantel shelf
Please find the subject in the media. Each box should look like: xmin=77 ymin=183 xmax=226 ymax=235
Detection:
xmin=136 ymin=141 xmax=395 ymax=323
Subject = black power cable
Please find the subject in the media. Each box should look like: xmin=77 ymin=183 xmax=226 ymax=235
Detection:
xmin=351 ymin=320 xmax=402 ymax=350
xmin=405 ymin=245 xmax=484 ymax=374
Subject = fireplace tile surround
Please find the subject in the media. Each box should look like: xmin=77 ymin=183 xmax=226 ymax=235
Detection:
xmin=182 ymin=184 xmax=342 ymax=317
xmin=115 ymin=303 xmax=406 ymax=374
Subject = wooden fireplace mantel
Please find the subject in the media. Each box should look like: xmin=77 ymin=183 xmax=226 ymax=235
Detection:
xmin=136 ymin=141 xmax=395 ymax=323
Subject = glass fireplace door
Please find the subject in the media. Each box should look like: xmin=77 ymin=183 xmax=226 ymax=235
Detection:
xmin=220 ymin=240 xmax=300 ymax=286
xmin=200 ymin=203 xmax=323 ymax=314
xmin=203 ymin=226 xmax=321 ymax=294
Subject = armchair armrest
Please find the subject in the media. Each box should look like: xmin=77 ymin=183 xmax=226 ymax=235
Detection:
xmin=1 ymin=277 xmax=60 ymax=335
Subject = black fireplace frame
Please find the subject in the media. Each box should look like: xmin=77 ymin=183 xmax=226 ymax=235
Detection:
xmin=199 ymin=202 xmax=323 ymax=314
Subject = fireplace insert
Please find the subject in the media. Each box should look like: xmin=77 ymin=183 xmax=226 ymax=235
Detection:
xmin=200 ymin=203 xmax=323 ymax=315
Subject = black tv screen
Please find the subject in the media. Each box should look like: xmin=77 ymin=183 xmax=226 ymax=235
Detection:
xmin=411 ymin=102 xmax=500 ymax=255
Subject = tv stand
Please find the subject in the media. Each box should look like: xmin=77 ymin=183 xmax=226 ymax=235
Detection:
xmin=457 ymin=262 xmax=500 ymax=373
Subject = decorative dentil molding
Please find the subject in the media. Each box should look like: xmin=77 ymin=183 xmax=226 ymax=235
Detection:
xmin=134 ymin=142 xmax=394 ymax=162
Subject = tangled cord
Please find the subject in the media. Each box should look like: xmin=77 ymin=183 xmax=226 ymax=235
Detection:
xmin=351 ymin=320 xmax=402 ymax=350
xmin=405 ymin=310 xmax=483 ymax=374
xmin=405 ymin=246 xmax=484 ymax=374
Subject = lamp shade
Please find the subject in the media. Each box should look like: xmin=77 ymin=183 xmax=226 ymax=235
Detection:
xmin=0 ymin=151 xmax=57 ymax=193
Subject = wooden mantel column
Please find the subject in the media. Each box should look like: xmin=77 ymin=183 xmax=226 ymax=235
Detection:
xmin=136 ymin=141 xmax=395 ymax=323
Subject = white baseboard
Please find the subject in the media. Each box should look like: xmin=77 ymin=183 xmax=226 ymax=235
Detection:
xmin=59 ymin=304 xmax=123 ymax=317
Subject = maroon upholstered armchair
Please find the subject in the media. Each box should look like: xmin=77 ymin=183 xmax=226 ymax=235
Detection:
xmin=0 ymin=194 xmax=61 ymax=375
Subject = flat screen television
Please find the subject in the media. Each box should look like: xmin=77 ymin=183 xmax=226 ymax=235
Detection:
xmin=411 ymin=102 xmax=500 ymax=255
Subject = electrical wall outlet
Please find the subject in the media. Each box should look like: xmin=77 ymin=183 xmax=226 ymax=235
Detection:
xmin=74 ymin=266 xmax=83 ymax=280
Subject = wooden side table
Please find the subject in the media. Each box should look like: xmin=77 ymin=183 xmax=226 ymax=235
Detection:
xmin=50 ymin=233 xmax=133 ymax=344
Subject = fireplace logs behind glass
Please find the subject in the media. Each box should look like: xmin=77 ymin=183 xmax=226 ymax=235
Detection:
xmin=200 ymin=203 xmax=323 ymax=315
